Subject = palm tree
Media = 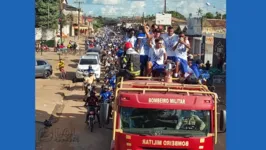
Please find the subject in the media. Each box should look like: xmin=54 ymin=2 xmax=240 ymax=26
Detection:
xmin=197 ymin=8 xmax=203 ymax=17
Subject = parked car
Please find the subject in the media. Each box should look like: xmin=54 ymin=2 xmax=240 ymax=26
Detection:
xmin=35 ymin=59 xmax=53 ymax=78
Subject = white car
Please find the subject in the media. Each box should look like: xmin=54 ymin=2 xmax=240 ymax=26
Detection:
xmin=85 ymin=52 xmax=100 ymax=61
xmin=75 ymin=55 xmax=101 ymax=82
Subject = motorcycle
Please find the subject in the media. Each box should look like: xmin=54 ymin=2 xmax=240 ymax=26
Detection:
xmin=86 ymin=105 xmax=100 ymax=132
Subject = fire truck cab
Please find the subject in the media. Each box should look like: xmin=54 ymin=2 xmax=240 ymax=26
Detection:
xmin=111 ymin=77 xmax=226 ymax=150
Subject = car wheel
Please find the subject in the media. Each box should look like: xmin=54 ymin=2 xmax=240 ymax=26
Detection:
xmin=43 ymin=70 xmax=50 ymax=79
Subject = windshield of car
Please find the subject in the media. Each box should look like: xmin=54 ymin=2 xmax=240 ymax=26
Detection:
xmin=120 ymin=107 xmax=211 ymax=137
xmin=79 ymin=59 xmax=98 ymax=65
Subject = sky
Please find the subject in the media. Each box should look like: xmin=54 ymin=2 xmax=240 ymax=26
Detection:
xmin=68 ymin=0 xmax=226 ymax=18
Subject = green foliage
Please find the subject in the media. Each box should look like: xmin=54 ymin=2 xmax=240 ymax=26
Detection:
xmin=166 ymin=11 xmax=186 ymax=20
xmin=222 ymin=14 xmax=226 ymax=19
xmin=204 ymin=12 xmax=215 ymax=19
xmin=174 ymin=25 xmax=182 ymax=34
xmin=144 ymin=14 xmax=155 ymax=20
xmin=93 ymin=17 xmax=104 ymax=30
xmin=35 ymin=0 xmax=60 ymax=29
xmin=202 ymin=12 xmax=226 ymax=19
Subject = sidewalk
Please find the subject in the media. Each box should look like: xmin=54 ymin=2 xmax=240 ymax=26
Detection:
xmin=36 ymin=79 xmax=67 ymax=144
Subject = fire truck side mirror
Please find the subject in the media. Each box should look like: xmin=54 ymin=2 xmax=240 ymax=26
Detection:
xmin=219 ymin=109 xmax=226 ymax=133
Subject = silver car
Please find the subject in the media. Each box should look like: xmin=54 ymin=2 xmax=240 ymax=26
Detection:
xmin=35 ymin=59 xmax=53 ymax=78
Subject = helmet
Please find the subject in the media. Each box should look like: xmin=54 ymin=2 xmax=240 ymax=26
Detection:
xmin=124 ymin=42 xmax=132 ymax=50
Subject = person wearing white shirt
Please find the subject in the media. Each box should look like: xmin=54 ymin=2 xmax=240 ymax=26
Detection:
xmin=174 ymin=33 xmax=191 ymax=78
xmin=124 ymin=29 xmax=137 ymax=48
xmin=143 ymin=24 xmax=164 ymax=48
xmin=160 ymin=26 xmax=179 ymax=60
xmin=146 ymin=38 xmax=167 ymax=76
xmin=136 ymin=26 xmax=150 ymax=76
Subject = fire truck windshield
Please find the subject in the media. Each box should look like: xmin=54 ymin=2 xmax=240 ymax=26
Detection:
xmin=120 ymin=107 xmax=211 ymax=137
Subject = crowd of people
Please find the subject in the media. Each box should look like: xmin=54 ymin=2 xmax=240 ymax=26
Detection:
xmin=117 ymin=23 xmax=208 ymax=84
xmin=55 ymin=25 xmax=223 ymax=127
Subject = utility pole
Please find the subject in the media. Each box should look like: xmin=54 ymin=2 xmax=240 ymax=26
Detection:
xmin=59 ymin=0 xmax=63 ymax=45
xmin=74 ymin=0 xmax=84 ymax=40
xmin=164 ymin=0 xmax=166 ymax=13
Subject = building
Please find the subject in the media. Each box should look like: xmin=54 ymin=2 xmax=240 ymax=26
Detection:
xmin=61 ymin=0 xmax=90 ymax=36
xmin=186 ymin=18 xmax=226 ymax=65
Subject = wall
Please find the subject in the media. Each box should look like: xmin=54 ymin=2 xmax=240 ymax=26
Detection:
xmin=35 ymin=28 xmax=56 ymax=41
xmin=202 ymin=27 xmax=226 ymax=34
xmin=202 ymin=33 xmax=226 ymax=65
xmin=57 ymin=24 xmax=70 ymax=36
xmin=192 ymin=37 xmax=202 ymax=55
xmin=187 ymin=18 xmax=202 ymax=35
xmin=62 ymin=10 xmax=83 ymax=24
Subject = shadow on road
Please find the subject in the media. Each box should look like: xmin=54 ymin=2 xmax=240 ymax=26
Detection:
xmin=54 ymin=72 xmax=76 ymax=81
xmin=36 ymin=109 xmax=113 ymax=150
xmin=68 ymin=63 xmax=77 ymax=68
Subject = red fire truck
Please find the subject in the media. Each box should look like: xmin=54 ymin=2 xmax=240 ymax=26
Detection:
xmin=110 ymin=77 xmax=226 ymax=150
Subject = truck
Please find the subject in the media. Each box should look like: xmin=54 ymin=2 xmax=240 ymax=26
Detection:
xmin=110 ymin=77 xmax=226 ymax=150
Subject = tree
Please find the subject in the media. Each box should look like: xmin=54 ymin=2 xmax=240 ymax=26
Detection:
xmin=197 ymin=8 xmax=203 ymax=17
xmin=222 ymin=14 xmax=226 ymax=19
xmin=166 ymin=11 xmax=186 ymax=20
xmin=215 ymin=12 xmax=222 ymax=19
xmin=204 ymin=12 xmax=215 ymax=19
xmin=35 ymin=0 xmax=60 ymax=29
xmin=174 ymin=25 xmax=182 ymax=34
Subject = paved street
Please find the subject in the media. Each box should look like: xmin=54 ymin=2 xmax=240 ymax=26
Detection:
xmin=35 ymin=37 xmax=226 ymax=150
xmin=36 ymin=38 xmax=113 ymax=150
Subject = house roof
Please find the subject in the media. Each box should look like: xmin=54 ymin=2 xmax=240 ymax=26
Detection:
xmin=63 ymin=3 xmax=79 ymax=11
xmin=151 ymin=17 xmax=187 ymax=25
xmin=202 ymin=19 xmax=226 ymax=28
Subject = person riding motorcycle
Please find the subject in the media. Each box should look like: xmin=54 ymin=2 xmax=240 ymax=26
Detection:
xmin=85 ymin=85 xmax=101 ymax=128
xmin=83 ymin=70 xmax=96 ymax=96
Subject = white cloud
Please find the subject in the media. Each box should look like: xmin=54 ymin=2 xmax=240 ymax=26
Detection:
xmin=92 ymin=0 xmax=121 ymax=5
xmin=75 ymin=0 xmax=226 ymax=17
